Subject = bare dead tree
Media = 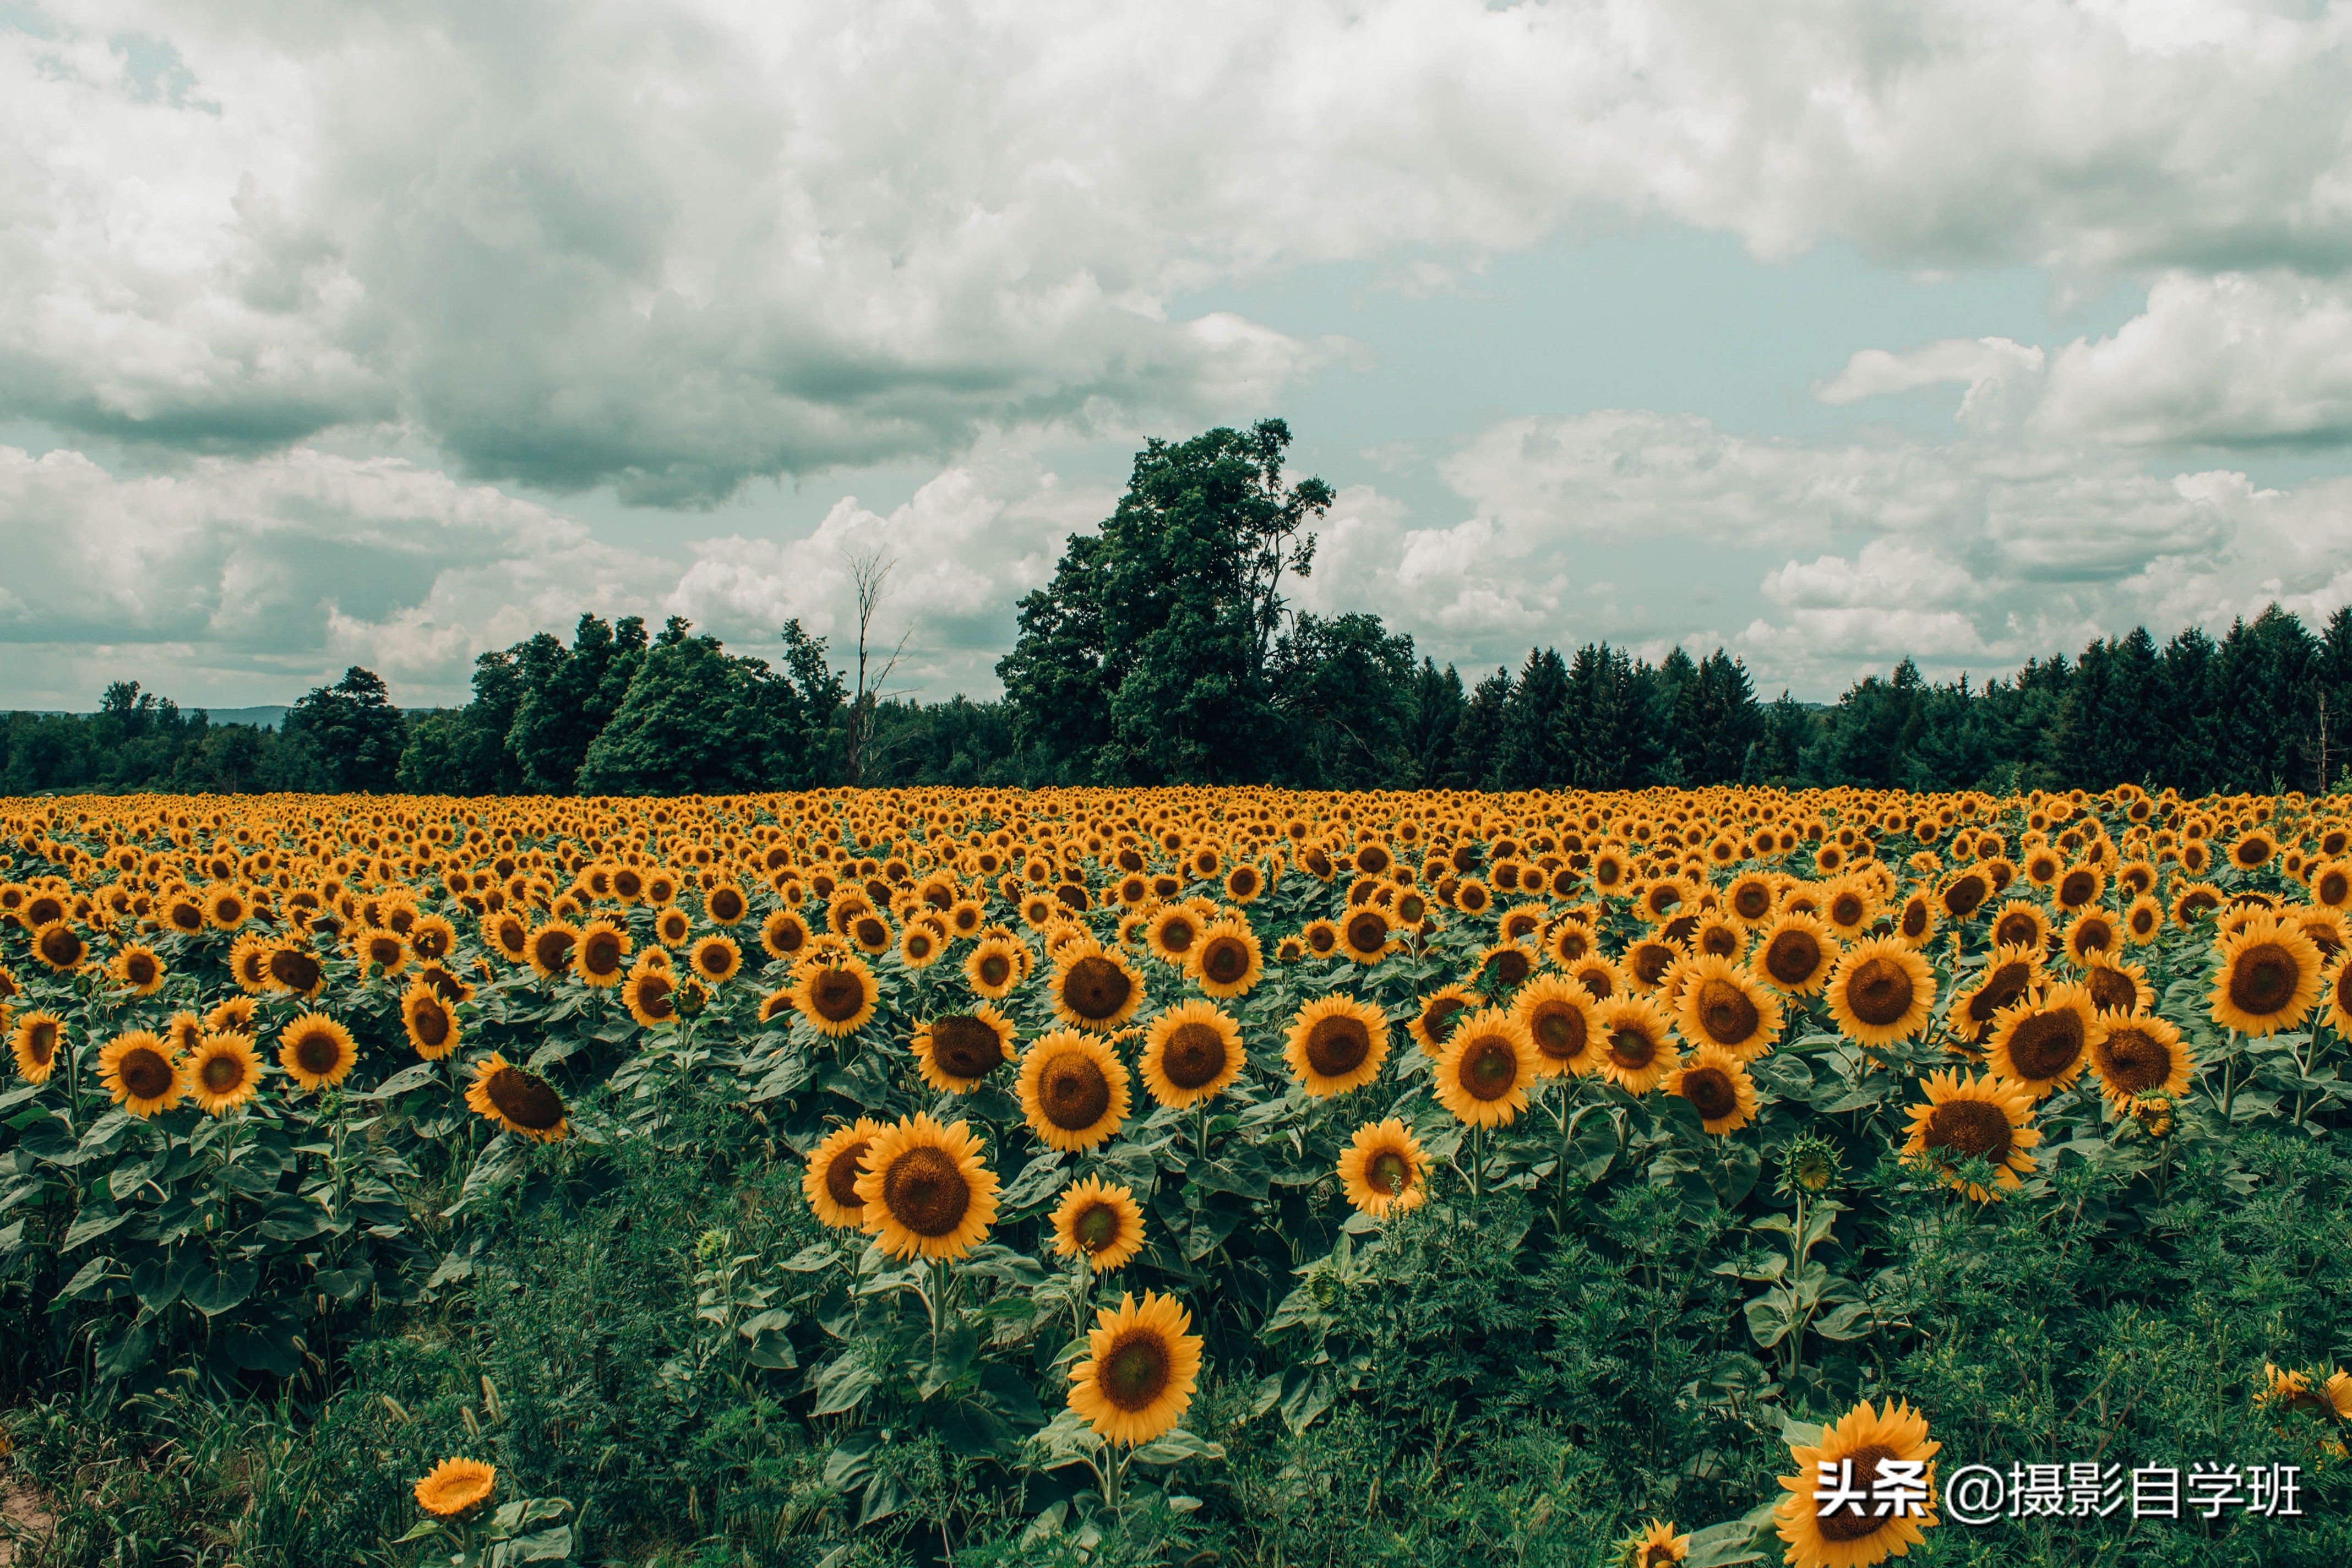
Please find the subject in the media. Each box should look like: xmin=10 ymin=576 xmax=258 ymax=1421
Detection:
xmin=843 ymin=550 xmax=911 ymax=785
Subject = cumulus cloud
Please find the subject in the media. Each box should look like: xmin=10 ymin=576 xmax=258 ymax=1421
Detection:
xmin=7 ymin=0 xmax=2352 ymax=502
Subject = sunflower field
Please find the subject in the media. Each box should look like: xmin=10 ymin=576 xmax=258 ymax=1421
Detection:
xmin=3 ymin=785 xmax=2352 ymax=1567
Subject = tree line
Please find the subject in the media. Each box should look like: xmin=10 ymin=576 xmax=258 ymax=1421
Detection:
xmin=6 ymin=420 xmax=2350 ymax=799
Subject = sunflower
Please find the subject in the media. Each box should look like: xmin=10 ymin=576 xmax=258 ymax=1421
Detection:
xmin=1594 ymin=995 xmax=1682 ymax=1096
xmin=1619 ymin=1520 xmax=1692 ymax=1567
xmin=99 ymin=1030 xmax=183 ymax=1117
xmin=486 ymin=912 xmax=531 ymax=965
xmin=11 ymin=1011 xmax=63 ymax=1082
xmin=1902 ymin=1069 xmax=2040 ymax=1200
xmin=622 ymin=956 xmax=677 ymax=1028
xmin=704 ymin=879 xmax=749 ymax=927
xmin=1891 ymin=892 xmax=1937 ymax=949
xmin=1545 ymin=915 xmax=1598 ymax=966
xmin=965 ymin=935 xmax=1025 ymax=999
xmin=357 ymin=927 xmax=411 ymax=978
xmin=853 ymin=1113 xmax=1000 ymax=1261
xmin=30 ymin=921 xmax=86 ymax=972
xmin=1191 ymin=919 xmax=1264 ymax=999
xmin=760 ymin=908 xmax=812 ymax=963
xmin=654 ymin=906 xmax=693 ymax=947
xmin=1052 ymin=1176 xmax=1147 ymax=1270
xmin=203 ymin=884 xmax=249 ymax=930
xmin=413 ymin=1457 xmax=497 ymax=1519
xmin=1409 ymin=983 xmax=1485 ymax=1058
xmin=574 ymin=919 xmax=631 ymax=988
xmin=1754 ymin=912 xmax=1838 ymax=995
xmin=802 ymin=1117 xmax=884 ymax=1228
xmin=913 ymin=1005 xmax=1017 ymax=1092
xmin=1565 ymin=955 xmax=1626 ymax=1002
xmin=266 ymin=941 xmax=328 ymax=998
xmin=401 ymin=981 xmax=461 ymax=1060
xmin=2209 ymin=916 xmax=2323 ymax=1037
xmin=1986 ymin=982 xmax=2101 ymax=1098
xmin=162 ymin=1010 xmax=205 ymax=1060
xmin=1474 ymin=940 xmax=1539 ymax=993
xmin=1989 ymin=899 xmax=2050 ymax=954
xmin=1048 ymin=940 xmax=1144 ymax=1033
xmin=1140 ymin=1000 xmax=1245 ymax=1108
xmin=2327 ymin=954 xmax=2352 ymax=1038
xmin=1945 ymin=943 xmax=2044 ymax=1049
xmin=186 ymin=1032 xmax=264 ymax=1115
xmin=1434 ymin=1009 xmax=1537 ymax=1128
xmin=2060 ymin=908 xmax=2121 ymax=968
xmin=1338 ymin=1118 xmax=1430 ymax=1217
xmin=1774 ymin=1398 xmax=1940 ymax=1568
xmin=2088 ymin=1012 xmax=2192 ymax=1109
xmin=899 ymin=919 xmax=948 ymax=970
xmin=464 ymin=1052 xmax=570 ymax=1141
xmin=791 ymin=956 xmax=879 ymax=1037
xmin=1300 ymin=918 xmax=1342 ymax=959
xmin=276 ymin=1014 xmax=358 ymax=1092
xmin=1664 ymin=1043 xmax=1760 ymax=1134
xmin=2079 ymin=954 xmax=2150 ymax=1017
xmin=1823 ymin=938 xmax=1936 ymax=1050
xmin=1515 ymin=974 xmax=1601 ymax=1077
xmin=1019 ymin=1030 xmax=1132 ymax=1152
xmin=206 ymin=995 xmax=259 ymax=1033
xmin=1146 ymin=905 xmax=1204 ymax=967
xmin=1337 ymin=906 xmax=1395 ymax=964
xmin=527 ymin=921 xmax=580 ymax=981
xmin=109 ymin=942 xmax=166 ymax=997
xmin=1281 ymin=994 xmax=1391 ymax=1096
xmin=1068 ymin=1291 xmax=1204 ymax=1446
xmin=2228 ymin=827 xmax=2277 ymax=871
xmin=1673 ymin=955 xmax=1784 ymax=1060
xmin=689 ymin=933 xmax=743 ymax=986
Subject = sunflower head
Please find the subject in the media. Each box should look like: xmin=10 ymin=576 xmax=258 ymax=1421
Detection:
xmin=1824 ymin=937 xmax=1935 ymax=1050
xmin=1774 ymin=1398 xmax=1940 ymax=1567
xmin=1282 ymin=994 xmax=1390 ymax=1096
xmin=1593 ymin=995 xmax=1681 ymax=1096
xmin=1049 ymin=940 xmax=1143 ymax=1032
xmin=1664 ymin=1044 xmax=1760 ymax=1135
xmin=1434 ymin=1008 xmax=1537 ymax=1128
xmin=465 ymin=1052 xmax=570 ymax=1142
xmin=1754 ymin=912 xmax=1838 ymax=995
xmin=803 ymin=1117 xmax=884 ymax=1228
xmin=1140 ymin=1000 xmax=1245 ymax=1108
xmin=276 ymin=1014 xmax=358 ymax=1093
xmin=792 ymin=956 xmax=879 ymax=1036
xmin=913 ymin=1005 xmax=1017 ymax=1092
xmin=1674 ymin=954 xmax=1784 ymax=1059
xmin=187 ymin=1032 xmax=264 ymax=1116
xmin=853 ymin=1113 xmax=1000 ymax=1261
xmin=1987 ymin=982 xmax=2101 ymax=1098
xmin=1190 ymin=919 xmax=1264 ymax=998
xmin=1338 ymin=1118 xmax=1429 ymax=1217
xmin=1903 ymin=1068 xmax=2041 ymax=1200
xmin=1615 ymin=1520 xmax=1691 ymax=1568
xmin=1018 ymin=1030 xmax=1131 ymax=1152
xmin=1515 ymin=974 xmax=1600 ymax=1077
xmin=1052 ymin=1175 xmax=1146 ymax=1270
xmin=2210 ymin=916 xmax=2323 ymax=1038
xmin=99 ymin=1030 xmax=183 ymax=1117
xmin=1408 ymin=983 xmax=1484 ymax=1059
xmin=401 ymin=981 xmax=461 ymax=1060
xmin=413 ymin=1457 xmax=497 ymax=1519
xmin=1068 ymin=1291 xmax=1205 ymax=1447
xmin=2089 ymin=1012 xmax=2191 ymax=1108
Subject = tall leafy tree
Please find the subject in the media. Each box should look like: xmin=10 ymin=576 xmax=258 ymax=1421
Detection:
xmin=1268 ymin=612 xmax=1418 ymax=788
xmin=283 ymin=667 xmax=407 ymax=793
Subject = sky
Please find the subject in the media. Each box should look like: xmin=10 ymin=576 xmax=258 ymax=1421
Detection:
xmin=5 ymin=0 xmax=2352 ymax=713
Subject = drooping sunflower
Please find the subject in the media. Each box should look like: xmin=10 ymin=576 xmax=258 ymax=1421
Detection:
xmin=401 ymin=981 xmax=461 ymax=1060
xmin=1986 ymin=981 xmax=2101 ymax=1098
xmin=1281 ymin=994 xmax=1391 ymax=1096
xmin=1140 ymin=1000 xmax=1245 ymax=1108
xmin=1664 ymin=1043 xmax=1760 ymax=1134
xmin=109 ymin=942 xmax=166 ymax=997
xmin=2209 ymin=915 xmax=2323 ymax=1037
xmin=1337 ymin=1118 xmax=1430 ymax=1217
xmin=464 ymin=1052 xmax=570 ymax=1142
xmin=266 ymin=941 xmax=328 ymax=998
xmin=791 ymin=955 xmax=879 ymax=1036
xmin=1048 ymin=940 xmax=1144 ymax=1033
xmin=1433 ymin=1008 xmax=1538 ymax=1128
xmin=1067 ymin=1291 xmax=1205 ymax=1446
xmin=1019 ymin=1030 xmax=1133 ymax=1152
xmin=2078 ymin=954 xmax=2151 ymax=1017
xmin=1514 ymin=974 xmax=1601 ymax=1077
xmin=1754 ymin=912 xmax=1839 ymax=995
xmin=1673 ymin=954 xmax=1784 ymax=1060
xmin=186 ymin=1032 xmax=264 ymax=1115
xmin=912 ymin=1005 xmax=1017 ymax=1092
xmin=853 ymin=1113 xmax=1000 ymax=1261
xmin=12 ymin=1011 xmax=64 ymax=1082
xmin=1823 ymin=938 xmax=1936 ymax=1050
xmin=1052 ymin=1175 xmax=1147 ymax=1270
xmin=574 ymin=919 xmax=631 ymax=988
xmin=276 ymin=1014 xmax=358 ymax=1093
xmin=964 ymin=935 xmax=1025 ymax=999
xmin=99 ymin=1030 xmax=183 ymax=1117
xmin=413 ymin=1456 xmax=497 ymax=1519
xmin=1945 ymin=943 xmax=2044 ymax=1049
xmin=1902 ymin=1068 xmax=2039 ymax=1200
xmin=1409 ymin=983 xmax=1485 ymax=1058
xmin=1190 ymin=919 xmax=1265 ymax=999
xmin=164 ymin=1010 xmax=205 ymax=1060
xmin=1774 ymin=1397 xmax=1940 ymax=1568
xmin=2088 ymin=1012 xmax=2192 ymax=1109
xmin=527 ymin=921 xmax=580 ymax=981
xmin=1594 ymin=995 xmax=1682 ymax=1096
xmin=802 ymin=1117 xmax=884 ymax=1229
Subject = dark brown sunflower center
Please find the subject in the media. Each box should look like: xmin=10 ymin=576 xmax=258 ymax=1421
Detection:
xmin=580 ymin=932 xmax=625 ymax=976
xmin=2227 ymin=943 xmax=2299 ymax=1016
xmin=411 ymin=1000 xmax=450 ymax=1047
xmin=709 ymin=888 xmax=745 ymax=922
xmin=1366 ymin=1150 xmax=1410 ymax=1195
xmin=2086 ymin=966 xmax=2137 ymax=1014
xmin=1060 ymin=956 xmax=1133 ymax=1021
xmin=1421 ymin=995 xmax=1467 ymax=1045
xmin=1529 ymin=1001 xmax=1587 ymax=1061
xmin=852 ymin=917 xmax=889 ymax=949
xmin=532 ymin=930 xmax=575 ymax=970
xmin=824 ymin=1141 xmax=870 ymax=1210
xmin=1200 ymin=938 xmax=1250 ymax=985
xmin=38 ymin=928 xmax=83 ymax=967
xmin=1607 ymin=1026 xmax=1658 ymax=1071
xmin=1098 ymin=1331 xmax=1173 ymax=1411
xmin=1901 ymin=901 xmax=1930 ymax=938
xmin=696 ymin=942 xmax=734 ymax=977
xmin=1305 ymin=925 xmax=1337 ymax=953
xmin=1459 ymin=1036 xmax=1518 ymax=1101
xmin=634 ymin=973 xmax=674 ymax=1019
xmin=1732 ymin=883 xmax=1773 ymax=919
xmin=1040 ymin=1054 xmax=1114 ymax=1131
xmin=292 ymin=1029 xmax=344 ymax=1076
xmin=1161 ymin=1022 xmax=1229 ymax=1090
xmin=269 ymin=948 xmax=321 ymax=993
xmin=1576 ymin=965 xmax=1616 ymax=999
xmin=1763 ymin=930 xmax=1822 ymax=986
xmin=25 ymin=1022 xmax=57 ymax=1064
xmin=1681 ymin=1066 xmax=1739 ymax=1122
xmin=170 ymin=902 xmax=203 ymax=932
xmin=1074 ymin=1201 xmax=1120 ymax=1253
xmin=119 ymin=1046 xmax=175 ymax=1101
xmin=1304 ymin=1014 xmax=1371 ymax=1076
xmin=1695 ymin=978 xmax=1760 ymax=1045
xmin=487 ymin=1065 xmax=564 ymax=1131
xmin=124 ymin=953 xmax=157 ymax=984
xmin=977 ymin=951 xmax=1012 ymax=986
xmin=201 ymin=1052 xmax=248 ymax=1092
xmin=1968 ymin=961 xmax=2034 ymax=1023
xmin=2007 ymin=1010 xmax=2086 ymax=1080
xmin=1159 ymin=919 xmax=1196 ymax=954
xmin=1830 ymin=895 xmax=1866 ymax=927
xmin=1925 ymin=1098 xmax=2015 ymax=1161
xmin=1844 ymin=957 xmax=1914 ymax=1027
xmin=1815 ymin=1444 xmax=1903 ymax=1542
xmin=2058 ymin=871 xmax=2097 ymax=907
xmin=2098 ymin=1026 xmax=2172 ymax=1091
xmin=883 ymin=1145 xmax=970 ymax=1237
xmin=930 ymin=1016 xmax=1006 ymax=1079
xmin=809 ymin=970 xmax=868 ymax=1022
xmin=1942 ymin=874 xmax=1989 ymax=917
xmin=1345 ymin=912 xmax=1390 ymax=954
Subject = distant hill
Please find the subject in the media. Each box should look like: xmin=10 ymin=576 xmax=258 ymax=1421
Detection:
xmin=200 ymin=706 xmax=290 ymax=730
